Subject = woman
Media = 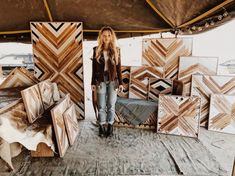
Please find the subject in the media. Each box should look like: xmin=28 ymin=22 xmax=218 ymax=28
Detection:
xmin=91 ymin=26 xmax=123 ymax=137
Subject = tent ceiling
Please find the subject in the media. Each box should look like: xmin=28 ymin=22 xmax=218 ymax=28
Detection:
xmin=0 ymin=0 xmax=234 ymax=42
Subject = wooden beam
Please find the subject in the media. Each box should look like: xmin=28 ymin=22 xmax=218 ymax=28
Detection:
xmin=43 ymin=0 xmax=53 ymax=22
xmin=145 ymin=0 xmax=175 ymax=28
xmin=0 ymin=30 xmax=30 ymax=35
xmin=0 ymin=28 xmax=171 ymax=35
xmin=84 ymin=28 xmax=171 ymax=33
xmin=179 ymin=0 xmax=234 ymax=28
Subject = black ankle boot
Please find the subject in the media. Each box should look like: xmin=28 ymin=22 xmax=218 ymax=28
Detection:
xmin=99 ymin=125 xmax=105 ymax=137
xmin=106 ymin=124 xmax=113 ymax=137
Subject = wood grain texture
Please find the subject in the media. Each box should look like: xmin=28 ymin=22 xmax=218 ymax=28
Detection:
xmin=63 ymin=104 xmax=79 ymax=146
xmin=31 ymin=22 xmax=85 ymax=119
xmin=148 ymin=78 xmax=172 ymax=100
xmin=142 ymin=38 xmax=192 ymax=79
xmin=51 ymin=94 xmax=71 ymax=157
xmin=117 ymin=66 xmax=130 ymax=98
xmin=0 ymin=67 xmax=38 ymax=89
xmin=157 ymin=95 xmax=200 ymax=138
xmin=191 ymin=75 xmax=235 ymax=127
xmin=178 ymin=56 xmax=218 ymax=96
xmin=38 ymin=79 xmax=54 ymax=110
xmin=129 ymin=66 xmax=163 ymax=99
xmin=21 ymin=84 xmax=44 ymax=123
xmin=208 ymin=94 xmax=235 ymax=135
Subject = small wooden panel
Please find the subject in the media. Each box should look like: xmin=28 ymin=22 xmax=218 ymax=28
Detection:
xmin=51 ymin=94 xmax=71 ymax=157
xmin=0 ymin=67 xmax=38 ymax=89
xmin=191 ymin=75 xmax=235 ymax=127
xmin=157 ymin=95 xmax=200 ymax=138
xmin=178 ymin=56 xmax=218 ymax=95
xmin=142 ymin=38 xmax=192 ymax=79
xmin=129 ymin=66 xmax=163 ymax=99
xmin=21 ymin=84 xmax=44 ymax=123
xmin=63 ymin=104 xmax=79 ymax=145
xmin=148 ymin=78 xmax=172 ymax=100
xmin=38 ymin=79 xmax=55 ymax=110
xmin=208 ymin=94 xmax=235 ymax=135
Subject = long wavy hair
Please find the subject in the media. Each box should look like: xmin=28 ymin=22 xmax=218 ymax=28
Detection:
xmin=95 ymin=26 xmax=119 ymax=65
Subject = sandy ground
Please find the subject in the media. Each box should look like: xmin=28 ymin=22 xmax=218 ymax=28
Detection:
xmin=0 ymin=118 xmax=234 ymax=176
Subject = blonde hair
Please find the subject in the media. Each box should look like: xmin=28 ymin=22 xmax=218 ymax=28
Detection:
xmin=95 ymin=26 xmax=119 ymax=65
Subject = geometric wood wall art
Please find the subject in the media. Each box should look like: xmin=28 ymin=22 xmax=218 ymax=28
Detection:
xmin=30 ymin=22 xmax=85 ymax=119
xmin=117 ymin=66 xmax=130 ymax=98
xmin=142 ymin=38 xmax=192 ymax=79
xmin=0 ymin=67 xmax=39 ymax=89
xmin=63 ymin=104 xmax=79 ymax=145
xmin=21 ymin=84 xmax=44 ymax=123
xmin=178 ymin=56 xmax=218 ymax=96
xmin=50 ymin=94 xmax=71 ymax=157
xmin=129 ymin=66 xmax=163 ymax=99
xmin=157 ymin=95 xmax=200 ymax=138
xmin=38 ymin=79 xmax=55 ymax=110
xmin=148 ymin=78 xmax=172 ymax=100
xmin=191 ymin=75 xmax=235 ymax=127
xmin=208 ymin=94 xmax=235 ymax=135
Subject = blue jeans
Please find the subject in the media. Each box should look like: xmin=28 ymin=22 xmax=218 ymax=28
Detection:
xmin=96 ymin=80 xmax=117 ymax=125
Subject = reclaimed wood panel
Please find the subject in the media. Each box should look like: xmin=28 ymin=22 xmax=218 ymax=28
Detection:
xmin=51 ymin=94 xmax=71 ymax=157
xmin=208 ymin=94 xmax=235 ymax=135
xmin=191 ymin=75 xmax=235 ymax=127
xmin=38 ymin=79 xmax=56 ymax=110
xmin=142 ymin=38 xmax=192 ymax=79
xmin=63 ymin=104 xmax=79 ymax=145
xmin=178 ymin=56 xmax=218 ymax=96
xmin=21 ymin=84 xmax=44 ymax=123
xmin=0 ymin=67 xmax=38 ymax=89
xmin=149 ymin=78 xmax=172 ymax=100
xmin=157 ymin=95 xmax=200 ymax=138
xmin=31 ymin=22 xmax=85 ymax=119
xmin=129 ymin=66 xmax=163 ymax=99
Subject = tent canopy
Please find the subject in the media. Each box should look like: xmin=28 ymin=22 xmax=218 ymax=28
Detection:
xmin=0 ymin=0 xmax=235 ymax=42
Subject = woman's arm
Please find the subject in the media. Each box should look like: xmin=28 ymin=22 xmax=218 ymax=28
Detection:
xmin=91 ymin=47 xmax=97 ymax=85
xmin=116 ymin=48 xmax=123 ymax=85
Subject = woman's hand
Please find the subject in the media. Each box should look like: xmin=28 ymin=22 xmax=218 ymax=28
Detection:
xmin=118 ymin=85 xmax=124 ymax=92
xmin=91 ymin=85 xmax=96 ymax=91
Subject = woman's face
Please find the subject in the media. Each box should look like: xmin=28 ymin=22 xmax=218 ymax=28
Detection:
xmin=102 ymin=30 xmax=112 ymax=45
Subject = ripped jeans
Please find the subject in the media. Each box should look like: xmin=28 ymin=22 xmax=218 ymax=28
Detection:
xmin=96 ymin=80 xmax=117 ymax=125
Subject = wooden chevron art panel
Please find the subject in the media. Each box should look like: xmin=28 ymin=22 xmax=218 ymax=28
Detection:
xmin=178 ymin=56 xmax=218 ymax=96
xmin=208 ymin=94 xmax=235 ymax=135
xmin=157 ymin=95 xmax=200 ymax=138
xmin=117 ymin=66 xmax=130 ymax=98
xmin=51 ymin=94 xmax=71 ymax=157
xmin=191 ymin=75 xmax=235 ymax=127
xmin=30 ymin=22 xmax=85 ymax=119
xmin=63 ymin=103 xmax=79 ymax=145
xmin=129 ymin=66 xmax=163 ymax=99
xmin=148 ymin=78 xmax=172 ymax=100
xmin=21 ymin=84 xmax=44 ymax=123
xmin=142 ymin=38 xmax=192 ymax=79
xmin=0 ymin=67 xmax=39 ymax=89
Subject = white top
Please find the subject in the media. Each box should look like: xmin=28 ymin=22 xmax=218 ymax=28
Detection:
xmin=103 ymin=51 xmax=109 ymax=71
